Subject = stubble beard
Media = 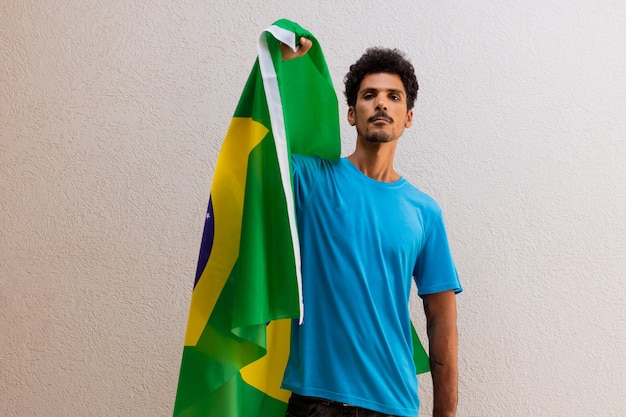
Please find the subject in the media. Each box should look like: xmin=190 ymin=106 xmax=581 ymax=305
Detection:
xmin=354 ymin=112 xmax=398 ymax=143
xmin=362 ymin=127 xmax=396 ymax=143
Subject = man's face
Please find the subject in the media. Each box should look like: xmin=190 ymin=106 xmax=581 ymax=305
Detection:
xmin=348 ymin=72 xmax=413 ymax=144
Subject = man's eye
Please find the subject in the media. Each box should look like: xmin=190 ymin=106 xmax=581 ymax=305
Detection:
xmin=363 ymin=94 xmax=374 ymax=99
xmin=390 ymin=95 xmax=400 ymax=101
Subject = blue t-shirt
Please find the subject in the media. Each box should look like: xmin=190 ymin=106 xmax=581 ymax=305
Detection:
xmin=282 ymin=155 xmax=462 ymax=416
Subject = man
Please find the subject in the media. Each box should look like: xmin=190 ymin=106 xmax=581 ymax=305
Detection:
xmin=280 ymin=39 xmax=462 ymax=417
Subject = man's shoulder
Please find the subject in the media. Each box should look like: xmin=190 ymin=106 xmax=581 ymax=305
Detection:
xmin=401 ymin=180 xmax=443 ymax=214
xmin=291 ymin=153 xmax=333 ymax=163
xmin=291 ymin=154 xmax=337 ymax=172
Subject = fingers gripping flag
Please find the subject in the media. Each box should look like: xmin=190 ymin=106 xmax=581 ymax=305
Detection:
xmin=173 ymin=19 xmax=430 ymax=417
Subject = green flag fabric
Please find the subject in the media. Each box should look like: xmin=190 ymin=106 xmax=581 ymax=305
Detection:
xmin=172 ymin=19 xmax=429 ymax=417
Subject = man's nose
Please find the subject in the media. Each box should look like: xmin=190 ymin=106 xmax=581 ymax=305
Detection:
xmin=375 ymin=99 xmax=387 ymax=111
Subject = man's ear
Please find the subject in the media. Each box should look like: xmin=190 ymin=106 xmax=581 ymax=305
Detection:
xmin=405 ymin=109 xmax=414 ymax=128
xmin=347 ymin=106 xmax=356 ymax=126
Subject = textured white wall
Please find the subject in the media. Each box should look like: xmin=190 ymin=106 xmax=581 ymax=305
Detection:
xmin=1 ymin=1 xmax=625 ymax=416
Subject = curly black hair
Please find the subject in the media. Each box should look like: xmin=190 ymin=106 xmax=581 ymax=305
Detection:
xmin=344 ymin=48 xmax=419 ymax=110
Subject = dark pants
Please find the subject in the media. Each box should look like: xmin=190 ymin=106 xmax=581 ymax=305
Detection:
xmin=285 ymin=393 xmax=400 ymax=417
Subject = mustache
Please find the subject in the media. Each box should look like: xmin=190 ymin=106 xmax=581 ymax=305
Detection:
xmin=368 ymin=111 xmax=393 ymax=123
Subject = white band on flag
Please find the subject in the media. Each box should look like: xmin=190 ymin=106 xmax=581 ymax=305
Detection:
xmin=257 ymin=25 xmax=305 ymax=324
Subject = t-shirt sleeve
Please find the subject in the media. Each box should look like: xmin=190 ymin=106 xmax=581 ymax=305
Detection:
xmin=290 ymin=154 xmax=323 ymax=212
xmin=413 ymin=207 xmax=462 ymax=296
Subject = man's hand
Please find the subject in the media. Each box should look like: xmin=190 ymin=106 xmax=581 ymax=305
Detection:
xmin=281 ymin=37 xmax=312 ymax=61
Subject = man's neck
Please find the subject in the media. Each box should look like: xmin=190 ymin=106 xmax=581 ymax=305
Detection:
xmin=347 ymin=141 xmax=400 ymax=182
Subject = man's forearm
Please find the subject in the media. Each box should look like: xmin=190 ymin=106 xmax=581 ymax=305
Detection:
xmin=424 ymin=291 xmax=459 ymax=417
xmin=429 ymin=322 xmax=458 ymax=417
